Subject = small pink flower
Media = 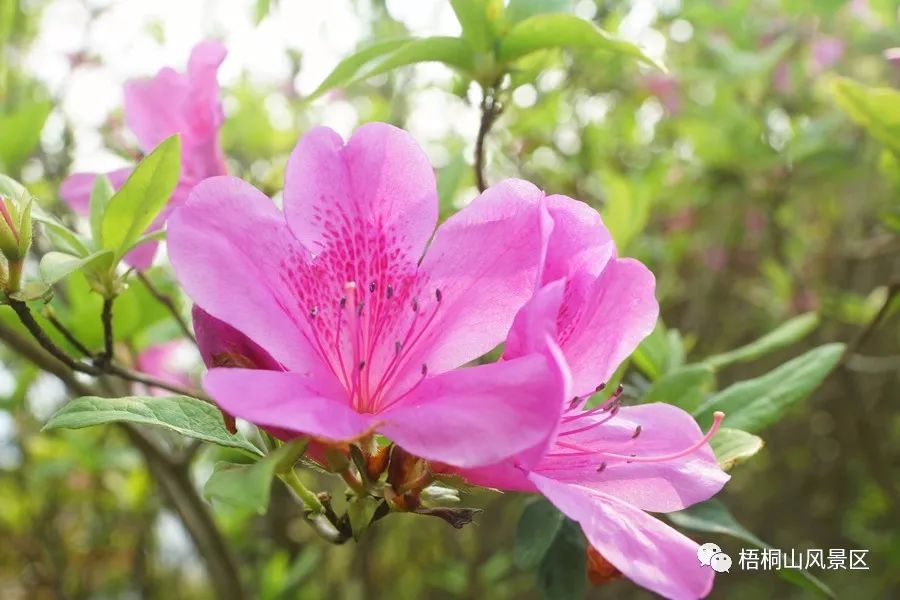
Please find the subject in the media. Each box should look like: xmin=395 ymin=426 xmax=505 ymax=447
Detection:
xmin=167 ymin=122 xmax=568 ymax=468
xmin=454 ymin=195 xmax=729 ymax=599
xmin=642 ymin=74 xmax=681 ymax=114
xmin=60 ymin=41 xmax=228 ymax=270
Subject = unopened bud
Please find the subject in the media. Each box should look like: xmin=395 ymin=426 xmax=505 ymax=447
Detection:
xmin=0 ymin=194 xmax=32 ymax=292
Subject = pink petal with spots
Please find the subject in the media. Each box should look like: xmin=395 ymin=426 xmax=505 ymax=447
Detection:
xmin=283 ymin=123 xmax=437 ymax=263
xmin=168 ymin=176 xmax=330 ymax=375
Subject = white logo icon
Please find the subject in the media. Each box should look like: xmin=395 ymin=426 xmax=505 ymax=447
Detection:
xmin=698 ymin=542 xmax=732 ymax=573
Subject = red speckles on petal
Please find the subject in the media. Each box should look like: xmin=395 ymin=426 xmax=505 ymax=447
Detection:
xmin=277 ymin=205 xmax=437 ymax=413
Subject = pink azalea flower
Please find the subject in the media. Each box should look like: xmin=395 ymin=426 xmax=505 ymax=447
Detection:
xmin=167 ymin=122 xmax=568 ymax=468
xmin=454 ymin=195 xmax=729 ymax=599
xmin=809 ymin=36 xmax=845 ymax=75
xmin=60 ymin=40 xmax=228 ymax=270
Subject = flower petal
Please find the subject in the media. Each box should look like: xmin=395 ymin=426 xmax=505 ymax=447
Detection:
xmin=378 ymin=340 xmax=568 ymax=468
xmin=167 ymin=176 xmax=326 ymax=373
xmin=559 ymin=257 xmax=659 ymax=396
xmin=124 ymin=67 xmax=189 ymax=154
xmin=543 ymin=194 xmax=615 ymax=283
xmin=59 ymin=168 xmax=132 ymax=214
xmin=530 ymin=473 xmax=715 ymax=600
xmin=193 ymin=306 xmax=281 ymax=371
xmin=543 ymin=403 xmax=729 ymax=512
xmin=283 ymin=123 xmax=438 ymax=262
xmin=204 ymin=369 xmax=373 ymax=442
xmin=389 ymin=179 xmax=550 ymax=386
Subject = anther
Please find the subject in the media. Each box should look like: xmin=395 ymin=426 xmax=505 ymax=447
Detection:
xmin=369 ymin=281 xmax=376 ymax=293
xmin=411 ymin=298 xmax=419 ymax=313
xmin=596 ymin=383 xmax=606 ymax=392
xmin=596 ymin=462 xmax=607 ymax=473
xmin=386 ymin=284 xmax=394 ymax=298
xmin=421 ymin=363 xmax=428 ymax=376
xmin=631 ymin=425 xmax=642 ymax=439
xmin=395 ymin=341 xmax=402 ymax=354
xmin=339 ymin=297 xmax=347 ymax=309
xmin=309 ymin=306 xmax=318 ymax=319
xmin=568 ymin=396 xmax=582 ymax=410
xmin=435 ymin=288 xmax=443 ymax=302
xmin=357 ymin=302 xmax=365 ymax=316
xmin=359 ymin=360 xmax=366 ymax=370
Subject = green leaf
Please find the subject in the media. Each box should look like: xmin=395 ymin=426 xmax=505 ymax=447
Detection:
xmin=0 ymin=101 xmax=51 ymax=171
xmin=536 ymin=518 xmax=586 ymax=600
xmin=101 ymin=135 xmax=180 ymax=259
xmin=668 ymin=500 xmax=835 ymax=598
xmin=505 ymin=0 xmax=573 ymax=24
xmin=704 ymin=313 xmax=819 ymax=370
xmin=307 ymin=36 xmax=477 ymax=102
xmin=203 ymin=442 xmax=300 ymax=514
xmin=710 ymin=427 xmax=764 ymax=470
xmin=30 ymin=205 xmax=92 ymax=257
xmin=306 ymin=38 xmax=411 ymax=101
xmin=43 ymin=395 xmax=263 ymax=456
xmin=631 ymin=322 xmax=671 ymax=380
xmin=89 ymin=174 xmax=115 ymax=246
xmin=451 ymin=0 xmax=493 ymax=52
xmin=832 ymin=77 xmax=900 ymax=154
xmin=498 ymin=14 xmax=663 ymax=71
xmin=341 ymin=37 xmax=477 ymax=91
xmin=347 ymin=496 xmax=380 ymax=540
xmin=514 ymin=498 xmax=564 ymax=569
xmin=40 ymin=250 xmax=113 ymax=285
xmin=667 ymin=499 xmax=765 ymax=547
xmin=640 ymin=364 xmax=715 ymax=412
xmin=694 ymin=343 xmax=844 ymax=432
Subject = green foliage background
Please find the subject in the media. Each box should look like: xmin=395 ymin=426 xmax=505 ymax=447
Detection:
xmin=1 ymin=0 xmax=898 ymax=598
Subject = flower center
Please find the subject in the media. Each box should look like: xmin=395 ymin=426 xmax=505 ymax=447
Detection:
xmin=278 ymin=215 xmax=446 ymax=413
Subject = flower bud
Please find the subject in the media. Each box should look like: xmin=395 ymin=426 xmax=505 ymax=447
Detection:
xmin=0 ymin=194 xmax=33 ymax=292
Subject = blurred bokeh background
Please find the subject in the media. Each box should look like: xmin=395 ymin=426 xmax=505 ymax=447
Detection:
xmin=1 ymin=0 xmax=899 ymax=598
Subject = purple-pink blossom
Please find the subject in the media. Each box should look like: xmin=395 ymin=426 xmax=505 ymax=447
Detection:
xmin=60 ymin=41 xmax=227 ymax=269
xmin=453 ymin=194 xmax=729 ymax=599
xmin=168 ymin=122 xmax=568 ymax=468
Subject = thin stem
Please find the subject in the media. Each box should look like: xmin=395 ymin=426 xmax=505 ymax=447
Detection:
xmin=278 ymin=469 xmax=325 ymax=513
xmin=43 ymin=310 xmax=92 ymax=357
xmin=5 ymin=298 xmax=210 ymax=400
xmin=474 ymin=82 xmax=503 ymax=193
xmin=136 ymin=271 xmax=197 ymax=345
xmin=99 ymin=297 xmax=114 ymax=366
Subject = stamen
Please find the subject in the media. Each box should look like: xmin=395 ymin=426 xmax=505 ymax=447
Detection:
xmin=435 ymin=288 xmax=442 ymax=302
xmin=596 ymin=462 xmax=607 ymax=473
xmin=421 ymin=363 xmax=428 ymax=376
xmin=309 ymin=306 xmax=318 ymax=319
xmin=600 ymin=412 xmax=725 ymax=464
xmin=359 ymin=360 xmax=366 ymax=370
xmin=339 ymin=296 xmax=347 ymax=309
xmin=386 ymin=284 xmax=394 ymax=299
xmin=369 ymin=281 xmax=376 ymax=293
xmin=411 ymin=298 xmax=419 ymax=313
xmin=631 ymin=425 xmax=642 ymax=439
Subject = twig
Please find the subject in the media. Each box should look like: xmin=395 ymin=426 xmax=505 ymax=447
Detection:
xmin=474 ymin=82 xmax=503 ymax=193
xmin=6 ymin=298 xmax=209 ymax=399
xmin=43 ymin=310 xmax=92 ymax=357
xmin=99 ymin=297 xmax=114 ymax=366
xmin=840 ymin=282 xmax=900 ymax=361
xmin=136 ymin=271 xmax=196 ymax=344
